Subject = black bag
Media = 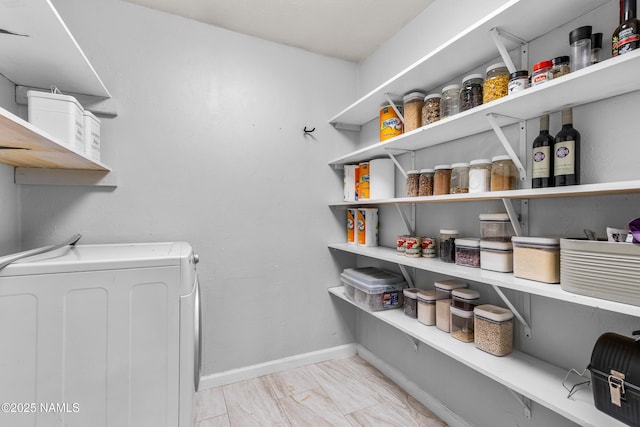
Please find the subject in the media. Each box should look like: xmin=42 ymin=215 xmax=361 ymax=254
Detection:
xmin=588 ymin=332 xmax=640 ymax=426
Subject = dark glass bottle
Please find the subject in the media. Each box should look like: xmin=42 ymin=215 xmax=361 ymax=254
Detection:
xmin=613 ymin=0 xmax=624 ymax=57
xmin=617 ymin=0 xmax=640 ymax=55
xmin=554 ymin=109 xmax=580 ymax=187
xmin=532 ymin=115 xmax=555 ymax=188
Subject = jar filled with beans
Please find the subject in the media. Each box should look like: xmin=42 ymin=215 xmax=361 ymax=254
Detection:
xmin=421 ymin=94 xmax=441 ymax=125
xmin=460 ymin=74 xmax=484 ymax=111
xmin=418 ymin=168 xmax=435 ymax=196
xmin=402 ymin=91 xmax=425 ymax=132
xmin=483 ymin=62 xmax=509 ymax=104
xmin=406 ymin=170 xmax=420 ymax=197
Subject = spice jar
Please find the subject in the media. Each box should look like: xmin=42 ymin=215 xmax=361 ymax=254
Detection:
xmin=422 ymin=94 xmax=441 ymax=125
xmin=474 ymin=305 xmax=513 ymax=356
xmin=403 ymin=91 xmax=425 ymax=132
xmin=440 ymin=84 xmax=461 ymax=118
xmin=490 ymin=155 xmax=517 ymax=191
xmin=508 ymin=70 xmax=529 ymax=94
xmin=551 ymin=56 xmax=570 ymax=79
xmin=403 ymin=288 xmax=419 ymax=318
xmin=435 ymin=279 xmax=467 ymax=333
xmin=406 ymin=170 xmax=420 ymax=197
xmin=439 ymin=229 xmax=459 ymax=263
xmin=454 ymin=238 xmax=480 ymax=268
xmin=450 ymin=162 xmax=470 ymax=194
xmin=469 ymin=159 xmax=491 ymax=193
xmin=417 ymin=290 xmax=437 ymax=326
xmin=532 ymin=60 xmax=553 ymax=86
xmin=418 ymin=169 xmax=434 ymax=197
xmin=483 ymin=63 xmax=509 ymax=103
xmin=433 ymin=164 xmax=452 ymax=195
xmin=459 ymin=74 xmax=483 ymax=112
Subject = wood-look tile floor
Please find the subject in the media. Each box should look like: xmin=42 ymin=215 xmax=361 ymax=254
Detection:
xmin=195 ymin=355 xmax=448 ymax=427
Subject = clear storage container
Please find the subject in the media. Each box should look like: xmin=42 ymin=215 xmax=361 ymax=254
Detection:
xmin=439 ymin=229 xmax=459 ymax=263
xmin=403 ymin=288 xmax=419 ymax=318
xmin=433 ymin=165 xmax=452 ymax=195
xmin=483 ymin=63 xmax=509 ymax=103
xmin=418 ymin=169 xmax=434 ymax=196
xmin=552 ymin=56 xmax=570 ymax=79
xmin=451 ymin=288 xmax=480 ymax=311
xmin=450 ymin=306 xmax=475 ymax=343
xmin=340 ymin=267 xmax=406 ymax=311
xmin=417 ymin=290 xmax=437 ymax=326
xmin=435 ymin=279 xmax=467 ymax=332
xmin=469 ymin=159 xmax=491 ymax=193
xmin=474 ymin=304 xmax=514 ymax=356
xmin=422 ymin=94 xmax=441 ymax=125
xmin=440 ymin=84 xmax=461 ymax=118
xmin=406 ymin=170 xmax=420 ymax=197
xmin=531 ymin=60 xmax=553 ymax=86
xmin=480 ymin=240 xmax=513 ymax=273
xmin=479 ymin=213 xmax=516 ymax=242
xmin=508 ymin=70 xmax=529 ymax=94
xmin=460 ymin=74 xmax=483 ymax=112
xmin=512 ymin=237 xmax=560 ymax=283
xmin=450 ymin=162 xmax=470 ymax=194
xmin=490 ymin=155 xmax=518 ymax=191
xmin=454 ymin=238 xmax=480 ymax=268
xmin=403 ymin=91 xmax=425 ymax=132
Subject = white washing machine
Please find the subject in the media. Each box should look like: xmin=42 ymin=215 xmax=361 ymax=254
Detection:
xmin=0 ymin=239 xmax=202 ymax=427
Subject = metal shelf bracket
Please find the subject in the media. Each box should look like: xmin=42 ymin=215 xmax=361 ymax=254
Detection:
xmin=509 ymin=390 xmax=532 ymax=420
xmin=487 ymin=113 xmax=527 ymax=181
xmin=491 ymin=284 xmax=532 ymax=338
xmin=489 ymin=27 xmax=528 ymax=74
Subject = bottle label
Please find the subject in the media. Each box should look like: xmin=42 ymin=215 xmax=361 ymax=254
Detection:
xmin=532 ymin=146 xmax=550 ymax=178
xmin=618 ymin=28 xmax=639 ymax=54
xmin=554 ymin=140 xmax=575 ymax=176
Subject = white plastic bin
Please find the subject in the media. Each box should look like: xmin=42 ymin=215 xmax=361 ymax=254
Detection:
xmin=340 ymin=267 xmax=406 ymax=311
xmin=27 ymin=90 xmax=84 ymax=152
xmin=83 ymin=110 xmax=101 ymax=161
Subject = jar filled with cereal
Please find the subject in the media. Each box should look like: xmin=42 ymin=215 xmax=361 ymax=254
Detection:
xmin=483 ymin=62 xmax=509 ymax=104
xmin=422 ymin=94 xmax=441 ymax=125
xmin=402 ymin=91 xmax=425 ymax=132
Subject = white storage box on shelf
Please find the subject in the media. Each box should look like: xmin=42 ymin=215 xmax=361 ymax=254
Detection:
xmin=340 ymin=267 xmax=406 ymax=311
xmin=83 ymin=110 xmax=101 ymax=161
xmin=27 ymin=90 xmax=85 ymax=152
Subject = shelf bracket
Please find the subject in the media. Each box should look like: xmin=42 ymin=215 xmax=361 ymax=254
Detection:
xmin=501 ymin=198 xmax=523 ymax=237
xmin=398 ymin=264 xmax=415 ymax=289
xmin=487 ymin=113 xmax=527 ymax=181
xmin=491 ymin=285 xmax=532 ymax=338
xmin=395 ymin=203 xmax=415 ymax=236
xmin=508 ymin=390 xmax=532 ymax=420
xmin=489 ymin=28 xmax=528 ymax=74
xmin=384 ymin=93 xmax=405 ymax=124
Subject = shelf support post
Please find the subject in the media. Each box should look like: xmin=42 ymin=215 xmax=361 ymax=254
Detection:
xmin=501 ymin=198 xmax=523 ymax=237
xmin=508 ymin=390 xmax=532 ymax=420
xmin=491 ymin=285 xmax=532 ymax=338
xmin=395 ymin=203 xmax=415 ymax=236
xmin=487 ymin=113 xmax=527 ymax=181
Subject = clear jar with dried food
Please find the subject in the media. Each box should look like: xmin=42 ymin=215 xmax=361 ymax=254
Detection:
xmin=435 ymin=279 xmax=467 ymax=333
xmin=469 ymin=159 xmax=491 ymax=193
xmin=450 ymin=162 xmax=470 ymax=194
xmin=532 ymin=60 xmax=553 ymax=86
xmin=450 ymin=306 xmax=475 ymax=343
xmin=422 ymin=94 xmax=441 ymax=125
xmin=551 ymin=56 xmax=570 ymax=79
xmin=460 ymin=74 xmax=484 ymax=112
xmin=490 ymin=155 xmax=517 ymax=191
xmin=433 ymin=164 xmax=452 ymax=195
xmin=483 ymin=63 xmax=509 ymax=103
xmin=440 ymin=84 xmax=461 ymax=118
xmin=406 ymin=170 xmax=420 ymax=197
xmin=417 ymin=290 xmax=437 ymax=326
xmin=418 ymin=168 xmax=435 ymax=197
xmin=402 ymin=91 xmax=425 ymax=132
xmin=454 ymin=238 xmax=481 ymax=268
xmin=403 ymin=288 xmax=419 ymax=318
xmin=474 ymin=304 xmax=513 ymax=356
xmin=439 ymin=229 xmax=459 ymax=263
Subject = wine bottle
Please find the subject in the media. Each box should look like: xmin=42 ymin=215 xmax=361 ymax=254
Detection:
xmin=617 ymin=0 xmax=640 ymax=55
xmin=532 ymin=115 xmax=555 ymax=188
xmin=554 ymin=109 xmax=580 ymax=186
xmin=613 ymin=0 xmax=624 ymax=57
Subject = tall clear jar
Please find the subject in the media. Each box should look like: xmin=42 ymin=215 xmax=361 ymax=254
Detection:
xmin=439 ymin=229 xmax=460 ymax=263
xmin=418 ymin=168 xmax=435 ymax=196
xmin=450 ymin=162 xmax=470 ymax=194
xmin=433 ymin=164 xmax=452 ymax=195
xmin=406 ymin=170 xmax=420 ymax=197
xmin=490 ymin=155 xmax=518 ymax=191
xmin=403 ymin=91 xmax=425 ymax=132
xmin=570 ymin=25 xmax=592 ymax=72
xmin=422 ymin=94 xmax=441 ymax=125
xmin=440 ymin=84 xmax=461 ymax=118
xmin=469 ymin=159 xmax=491 ymax=193
xmin=459 ymin=74 xmax=484 ymax=112
xmin=483 ymin=63 xmax=509 ymax=103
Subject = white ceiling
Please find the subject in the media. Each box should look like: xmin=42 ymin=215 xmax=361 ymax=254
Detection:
xmin=124 ymin=0 xmax=434 ymax=62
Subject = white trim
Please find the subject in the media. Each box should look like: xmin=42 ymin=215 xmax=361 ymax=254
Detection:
xmin=356 ymin=344 xmax=473 ymax=427
xmin=198 ymin=343 xmax=357 ymax=389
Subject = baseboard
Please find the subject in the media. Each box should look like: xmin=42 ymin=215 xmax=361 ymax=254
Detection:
xmin=356 ymin=344 xmax=473 ymax=427
xmin=199 ymin=343 xmax=357 ymax=389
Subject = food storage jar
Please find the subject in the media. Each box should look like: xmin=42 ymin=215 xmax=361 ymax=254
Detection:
xmin=479 ymin=213 xmax=516 ymax=242
xmin=435 ymin=279 xmax=467 ymax=332
xmin=403 ymin=288 xmax=420 ymax=318
xmin=422 ymin=94 xmax=441 ymax=125
xmin=439 ymin=229 xmax=459 ymax=263
xmin=474 ymin=304 xmax=513 ymax=356
xmin=418 ymin=169 xmax=435 ymax=196
xmin=490 ymin=155 xmax=517 ymax=191
xmin=512 ymin=236 xmax=560 ymax=283
xmin=417 ymin=289 xmax=437 ymax=326
xmin=469 ymin=159 xmax=491 ymax=193
xmin=421 ymin=236 xmax=437 ymax=258
xmin=450 ymin=306 xmax=475 ymax=343
xmin=450 ymin=162 xmax=470 ymax=194
xmin=379 ymin=102 xmax=403 ymax=141
xmin=404 ymin=236 xmax=422 ymax=258
xmin=508 ymin=70 xmax=529 ymax=94
xmin=483 ymin=63 xmax=509 ymax=103
xmin=340 ymin=267 xmax=406 ymax=311
xmin=552 ymin=56 xmax=570 ymax=78
xmin=454 ymin=238 xmax=480 ymax=268
xmin=570 ymin=25 xmax=592 ymax=72
xmin=531 ymin=60 xmax=553 ymax=86
xmin=440 ymin=84 xmax=461 ymax=118
xmin=591 ymin=33 xmax=602 ymax=64
xmin=433 ymin=164 xmax=452 ymax=195
xmin=452 ymin=288 xmax=480 ymax=312
xmin=406 ymin=170 xmax=420 ymax=197
xmin=403 ymin=91 xmax=425 ymax=132
xmin=480 ymin=240 xmax=513 ymax=273
xmin=460 ymin=74 xmax=484 ymax=111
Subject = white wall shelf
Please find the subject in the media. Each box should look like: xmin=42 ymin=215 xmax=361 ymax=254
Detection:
xmin=328 ymin=285 xmax=625 ymax=427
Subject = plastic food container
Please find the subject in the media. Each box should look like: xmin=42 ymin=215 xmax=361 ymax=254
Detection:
xmin=460 ymin=74 xmax=484 ymax=112
xmin=454 ymin=238 xmax=480 ymax=268
xmin=439 ymin=229 xmax=459 ymax=263
xmin=479 ymin=213 xmax=516 ymax=242
xmin=480 ymin=240 xmax=513 ymax=272
xmin=422 ymin=94 xmax=441 ymax=125
xmin=403 ymin=288 xmax=419 ymax=318
xmin=512 ymin=237 xmax=560 ymax=283
xmin=450 ymin=162 xmax=470 ymax=194
xmin=450 ymin=306 xmax=475 ymax=343
xmin=451 ymin=288 xmax=480 ymax=310
xmin=340 ymin=267 xmax=406 ymax=311
xmin=403 ymin=91 xmax=425 ymax=132
xmin=474 ymin=304 xmax=514 ymax=356
xmin=406 ymin=170 xmax=420 ymax=197
xmin=417 ymin=289 xmax=437 ymax=326
xmin=435 ymin=279 xmax=467 ymax=332
xmin=532 ymin=60 xmax=553 ymax=86
xmin=27 ymin=90 xmax=85 ymax=151
xmin=434 ymin=165 xmax=452 ymax=195
xmin=83 ymin=110 xmax=101 ymax=161
xmin=418 ymin=169 xmax=434 ymax=197
xmin=440 ymin=84 xmax=461 ymax=118
xmin=483 ymin=62 xmax=509 ymax=103
xmin=469 ymin=159 xmax=491 ymax=193
xmin=491 ymin=155 xmax=517 ymax=191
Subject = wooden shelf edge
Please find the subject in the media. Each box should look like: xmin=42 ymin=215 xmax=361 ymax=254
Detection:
xmin=14 ymin=168 xmax=117 ymax=187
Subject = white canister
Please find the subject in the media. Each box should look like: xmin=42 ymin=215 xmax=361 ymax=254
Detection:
xmin=480 ymin=240 xmax=513 ymax=272
xmin=83 ymin=110 xmax=101 ymax=161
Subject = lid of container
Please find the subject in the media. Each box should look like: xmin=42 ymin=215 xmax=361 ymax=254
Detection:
xmin=452 ymin=288 xmax=480 ymax=299
xmin=440 ymin=229 xmax=460 ymax=235
xmin=27 ymin=90 xmax=83 ymax=109
xmin=480 ymin=240 xmax=513 ymax=251
xmin=450 ymin=305 xmax=474 ymax=318
xmin=569 ymin=25 xmax=592 ymax=45
xmin=340 ymin=272 xmax=406 ymax=295
xmin=533 ymin=60 xmax=553 ymax=72
xmin=417 ymin=289 xmax=437 ymax=301
xmin=511 ymin=236 xmax=560 ymax=247
xmin=479 ymin=213 xmax=510 ymax=222
xmin=451 ymin=162 xmax=470 ymax=168
xmin=407 ymin=169 xmax=420 ymax=175
xmin=434 ymin=164 xmax=451 ymax=170
xmin=341 ymin=267 xmax=405 ymax=285
xmin=462 ymin=73 xmax=484 ymax=83
xmin=591 ymin=32 xmax=603 ymax=49
xmin=552 ymin=55 xmax=570 ymax=65
xmin=419 ymin=168 xmax=435 ymax=174
xmin=441 ymin=84 xmax=460 ymax=93
xmin=491 ymin=155 xmax=512 ymax=162
xmin=403 ymin=287 xmax=420 ymax=298
xmin=403 ymin=91 xmax=426 ymax=103
xmin=434 ymin=279 xmax=467 ymax=290
xmin=455 ymin=238 xmax=480 ymax=248
xmin=470 ymin=158 xmax=491 ymax=166
xmin=509 ymin=70 xmax=529 ymax=79
xmin=474 ymin=304 xmax=513 ymax=322
xmin=424 ymin=93 xmax=441 ymax=101
xmin=486 ymin=62 xmax=507 ymax=73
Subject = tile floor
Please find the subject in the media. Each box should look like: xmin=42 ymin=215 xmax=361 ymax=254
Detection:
xmin=194 ymin=355 xmax=448 ymax=427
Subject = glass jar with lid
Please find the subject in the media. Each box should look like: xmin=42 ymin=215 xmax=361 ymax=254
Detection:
xmin=433 ymin=164 xmax=452 ymax=195
xmin=490 ymin=155 xmax=517 ymax=191
xmin=459 ymin=74 xmax=484 ymax=112
xmin=532 ymin=60 xmax=553 ymax=86
xmin=418 ymin=168 xmax=434 ymax=196
xmin=422 ymin=94 xmax=441 ymax=125
xmin=450 ymin=162 xmax=470 ymax=194
xmin=551 ymin=56 xmax=570 ymax=79
xmin=439 ymin=229 xmax=459 ymax=263
xmin=406 ymin=170 xmax=420 ymax=197
xmin=483 ymin=63 xmax=509 ymax=103
xmin=508 ymin=70 xmax=529 ymax=94
xmin=469 ymin=159 xmax=491 ymax=193
xmin=440 ymin=84 xmax=461 ymax=118
xmin=402 ymin=91 xmax=425 ymax=132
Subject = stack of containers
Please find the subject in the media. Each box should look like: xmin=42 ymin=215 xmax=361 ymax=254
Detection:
xmin=435 ymin=279 xmax=467 ymax=332
xmin=340 ymin=267 xmax=406 ymax=311
xmin=450 ymin=289 xmax=480 ymax=342
xmin=479 ymin=213 xmax=516 ymax=272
